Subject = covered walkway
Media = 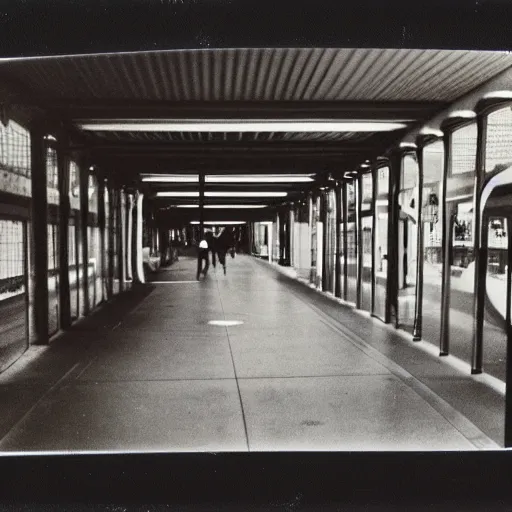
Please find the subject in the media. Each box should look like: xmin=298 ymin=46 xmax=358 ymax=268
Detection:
xmin=0 ymin=255 xmax=501 ymax=452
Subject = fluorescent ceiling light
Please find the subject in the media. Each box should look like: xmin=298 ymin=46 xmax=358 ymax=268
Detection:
xmin=141 ymin=174 xmax=314 ymax=183
xmin=190 ymin=221 xmax=246 ymax=225
xmin=174 ymin=204 xmax=267 ymax=209
xmin=76 ymin=120 xmax=408 ymax=132
xmin=142 ymin=175 xmax=198 ymax=183
xmin=156 ymin=191 xmax=287 ymax=197
xmin=207 ymin=174 xmax=314 ymax=183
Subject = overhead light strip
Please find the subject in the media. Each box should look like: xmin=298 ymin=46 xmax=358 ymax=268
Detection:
xmin=156 ymin=191 xmax=287 ymax=197
xmin=77 ymin=120 xmax=408 ymax=133
xmin=141 ymin=174 xmax=314 ymax=183
xmin=172 ymin=204 xmax=267 ymax=209
xmin=190 ymin=221 xmax=246 ymax=225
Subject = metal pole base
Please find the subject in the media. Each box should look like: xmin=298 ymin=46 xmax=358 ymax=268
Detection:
xmin=471 ymin=368 xmax=483 ymax=375
xmin=439 ymin=351 xmax=449 ymax=357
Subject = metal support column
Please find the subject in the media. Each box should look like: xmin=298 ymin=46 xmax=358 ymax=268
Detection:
xmin=134 ymin=191 xmax=145 ymax=284
xmin=107 ymin=185 xmax=115 ymax=296
xmin=98 ymin=176 xmax=106 ymax=301
xmin=386 ymin=152 xmax=401 ymax=326
xmin=321 ymin=192 xmax=328 ymax=290
xmin=412 ymin=144 xmax=425 ymax=341
xmin=79 ymin=160 xmax=90 ymax=315
xmin=57 ymin=130 xmax=71 ymax=329
xmin=356 ymin=175 xmax=363 ymax=309
xmin=199 ymin=172 xmax=205 ymax=239
xmin=471 ymin=115 xmax=487 ymax=373
xmin=371 ymin=164 xmax=378 ymax=315
xmin=118 ymin=189 xmax=126 ymax=293
xmin=334 ymin=183 xmax=342 ymax=299
xmin=30 ymin=120 xmax=49 ymax=344
xmin=342 ymin=183 xmax=348 ymax=301
xmin=439 ymin=132 xmax=452 ymax=356
xmin=505 ymin=222 xmax=512 ymax=447
xmin=126 ymin=193 xmax=134 ymax=281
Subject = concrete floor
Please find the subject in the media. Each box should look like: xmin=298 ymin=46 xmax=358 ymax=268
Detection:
xmin=0 ymin=255 xmax=503 ymax=452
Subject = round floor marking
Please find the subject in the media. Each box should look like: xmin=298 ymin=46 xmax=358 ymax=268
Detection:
xmin=208 ymin=320 xmax=244 ymax=326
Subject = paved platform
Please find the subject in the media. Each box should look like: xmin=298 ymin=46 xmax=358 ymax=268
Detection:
xmin=0 ymin=255 xmax=504 ymax=452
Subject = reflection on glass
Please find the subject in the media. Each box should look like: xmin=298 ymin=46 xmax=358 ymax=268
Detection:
xmin=447 ymin=123 xmax=476 ymax=362
xmin=324 ymin=190 xmax=336 ymax=293
xmin=346 ymin=181 xmax=357 ymax=304
xmin=310 ymin=197 xmax=318 ymax=285
xmin=361 ymin=173 xmax=372 ymax=211
xmin=361 ymin=216 xmax=373 ymax=312
xmin=398 ymin=154 xmax=419 ymax=333
xmin=483 ymin=216 xmax=508 ymax=381
xmin=374 ymin=166 xmax=389 ymax=320
xmin=0 ymin=219 xmax=28 ymax=371
xmin=46 ymin=146 xmax=59 ymax=335
xmin=421 ymin=141 xmax=444 ymax=348
xmin=104 ymin=187 xmax=110 ymax=298
xmin=486 ymin=106 xmax=512 ymax=174
xmin=69 ymin=161 xmax=83 ymax=317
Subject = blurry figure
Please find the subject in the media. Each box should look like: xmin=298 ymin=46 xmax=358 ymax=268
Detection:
xmin=205 ymin=228 xmax=217 ymax=268
xmin=214 ymin=227 xmax=235 ymax=275
xmin=196 ymin=236 xmax=209 ymax=280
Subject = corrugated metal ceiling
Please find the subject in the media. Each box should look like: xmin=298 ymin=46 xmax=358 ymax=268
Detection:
xmin=85 ymin=130 xmax=374 ymax=143
xmin=1 ymin=48 xmax=512 ymax=103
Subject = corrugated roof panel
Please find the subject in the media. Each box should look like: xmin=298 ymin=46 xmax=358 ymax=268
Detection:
xmin=86 ymin=130 xmax=373 ymax=143
xmin=2 ymin=48 xmax=512 ymax=103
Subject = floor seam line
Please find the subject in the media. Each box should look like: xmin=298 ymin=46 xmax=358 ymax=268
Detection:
xmin=215 ymin=266 xmax=251 ymax=453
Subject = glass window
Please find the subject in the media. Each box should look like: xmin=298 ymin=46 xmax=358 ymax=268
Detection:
xmin=485 ymin=106 xmax=512 ymax=173
xmin=374 ymin=166 xmax=389 ymax=320
xmin=451 ymin=123 xmax=477 ymax=176
xmin=421 ymin=142 xmax=444 ymax=350
xmin=377 ymin=166 xmax=389 ymax=196
xmin=0 ymin=120 xmax=31 ymax=197
xmin=0 ymin=218 xmax=28 ymax=371
xmin=361 ymin=172 xmax=372 ymax=211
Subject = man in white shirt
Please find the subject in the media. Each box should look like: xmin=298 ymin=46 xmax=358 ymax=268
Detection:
xmin=196 ymin=237 xmax=210 ymax=280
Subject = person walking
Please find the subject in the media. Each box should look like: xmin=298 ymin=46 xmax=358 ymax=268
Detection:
xmin=196 ymin=235 xmax=210 ymax=280
xmin=214 ymin=227 xmax=235 ymax=275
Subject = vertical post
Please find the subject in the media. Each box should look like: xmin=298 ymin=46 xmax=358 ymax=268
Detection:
xmin=505 ymin=218 xmax=512 ymax=447
xmin=356 ymin=175 xmax=363 ymax=309
xmin=199 ymin=172 xmax=205 ymax=240
xmin=472 ymin=115 xmax=487 ymax=373
xmin=126 ymin=193 xmax=134 ymax=280
xmin=135 ymin=191 xmax=145 ymax=284
xmin=371 ymin=165 xmax=378 ymax=315
xmin=386 ymin=151 xmax=401 ymax=326
xmin=342 ymin=182 xmax=348 ymax=301
xmin=30 ymin=120 xmax=49 ymax=344
xmin=107 ymin=186 xmax=115 ymax=295
xmin=413 ymin=146 xmax=425 ymax=341
xmin=97 ymin=176 xmax=106 ymax=302
xmin=321 ymin=192 xmax=328 ymax=290
xmin=79 ymin=160 xmax=90 ymax=315
xmin=439 ymin=133 xmax=452 ymax=356
xmin=57 ymin=130 xmax=71 ymax=329
xmin=118 ymin=189 xmax=126 ymax=292
xmin=335 ymin=183 xmax=342 ymax=298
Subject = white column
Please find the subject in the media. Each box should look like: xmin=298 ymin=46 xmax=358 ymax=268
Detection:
xmin=126 ymin=194 xmax=134 ymax=281
xmin=135 ymin=192 xmax=145 ymax=284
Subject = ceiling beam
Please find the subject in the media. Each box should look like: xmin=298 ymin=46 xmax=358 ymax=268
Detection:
xmin=43 ymin=100 xmax=444 ymax=122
